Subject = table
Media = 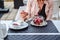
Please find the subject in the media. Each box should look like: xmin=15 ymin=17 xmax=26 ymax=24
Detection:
xmin=4 ymin=35 xmax=60 ymax=40
xmin=52 ymin=20 xmax=60 ymax=32
xmin=0 ymin=20 xmax=59 ymax=33
xmin=8 ymin=20 xmax=59 ymax=33
xmin=0 ymin=20 xmax=60 ymax=40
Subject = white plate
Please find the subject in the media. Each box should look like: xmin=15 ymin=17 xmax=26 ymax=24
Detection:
xmin=31 ymin=21 xmax=47 ymax=26
xmin=9 ymin=22 xmax=28 ymax=30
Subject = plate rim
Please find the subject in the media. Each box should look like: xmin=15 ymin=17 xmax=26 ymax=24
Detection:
xmin=9 ymin=22 xmax=28 ymax=30
xmin=30 ymin=21 xmax=47 ymax=26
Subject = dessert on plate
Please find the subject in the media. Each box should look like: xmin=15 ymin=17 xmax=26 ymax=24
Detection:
xmin=33 ymin=16 xmax=43 ymax=25
xmin=12 ymin=20 xmax=24 ymax=26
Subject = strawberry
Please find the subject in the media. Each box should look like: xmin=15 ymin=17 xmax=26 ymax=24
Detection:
xmin=33 ymin=16 xmax=43 ymax=25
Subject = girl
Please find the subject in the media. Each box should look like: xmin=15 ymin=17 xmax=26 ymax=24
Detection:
xmin=20 ymin=0 xmax=53 ymax=21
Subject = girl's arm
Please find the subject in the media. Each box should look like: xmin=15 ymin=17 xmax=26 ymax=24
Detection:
xmin=45 ymin=0 xmax=53 ymax=20
xmin=20 ymin=0 xmax=32 ymax=21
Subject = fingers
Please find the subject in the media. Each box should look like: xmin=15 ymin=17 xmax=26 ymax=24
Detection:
xmin=20 ymin=11 xmax=28 ymax=21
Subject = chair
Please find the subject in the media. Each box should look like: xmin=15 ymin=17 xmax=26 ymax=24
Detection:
xmin=14 ymin=0 xmax=24 ymax=9
xmin=0 ymin=0 xmax=4 ymax=8
xmin=0 ymin=0 xmax=9 ymax=13
xmin=0 ymin=8 xmax=9 ymax=13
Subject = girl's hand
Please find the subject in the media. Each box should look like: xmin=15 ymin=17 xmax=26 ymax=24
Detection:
xmin=20 ymin=10 xmax=28 ymax=18
xmin=20 ymin=10 xmax=28 ymax=21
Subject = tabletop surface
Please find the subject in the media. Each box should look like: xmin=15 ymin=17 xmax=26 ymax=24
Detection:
xmin=8 ymin=20 xmax=59 ymax=33
xmin=4 ymin=35 xmax=60 ymax=40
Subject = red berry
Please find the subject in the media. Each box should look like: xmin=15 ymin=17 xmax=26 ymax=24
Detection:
xmin=33 ymin=16 xmax=43 ymax=25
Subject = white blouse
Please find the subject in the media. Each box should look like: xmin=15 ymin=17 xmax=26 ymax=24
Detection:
xmin=25 ymin=0 xmax=53 ymax=20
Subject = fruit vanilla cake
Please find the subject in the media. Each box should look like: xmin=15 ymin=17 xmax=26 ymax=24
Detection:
xmin=33 ymin=16 xmax=44 ymax=25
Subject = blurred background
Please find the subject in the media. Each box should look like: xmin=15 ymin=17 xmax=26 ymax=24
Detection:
xmin=0 ymin=0 xmax=60 ymax=20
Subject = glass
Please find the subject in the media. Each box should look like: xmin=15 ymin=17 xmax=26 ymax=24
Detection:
xmin=0 ymin=23 xmax=8 ymax=39
xmin=33 ymin=16 xmax=44 ymax=20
